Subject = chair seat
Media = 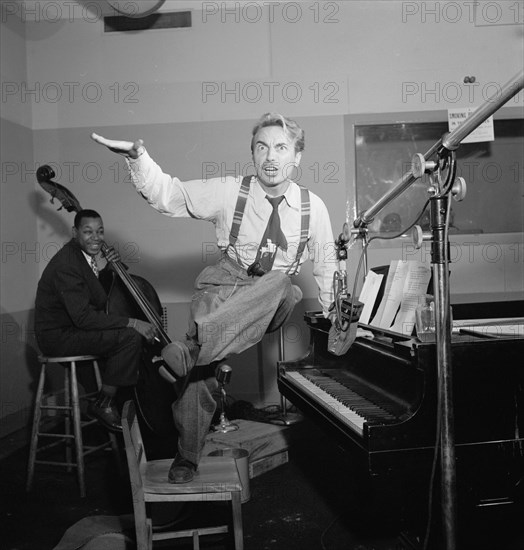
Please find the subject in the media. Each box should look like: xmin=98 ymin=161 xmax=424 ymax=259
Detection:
xmin=144 ymin=456 xmax=243 ymax=496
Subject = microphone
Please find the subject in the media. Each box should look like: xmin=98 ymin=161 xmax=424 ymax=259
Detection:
xmin=216 ymin=364 xmax=232 ymax=385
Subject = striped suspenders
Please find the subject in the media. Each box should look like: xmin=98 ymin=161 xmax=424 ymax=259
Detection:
xmin=228 ymin=175 xmax=310 ymax=275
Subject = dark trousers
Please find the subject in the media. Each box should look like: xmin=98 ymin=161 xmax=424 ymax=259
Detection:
xmin=36 ymin=327 xmax=141 ymax=387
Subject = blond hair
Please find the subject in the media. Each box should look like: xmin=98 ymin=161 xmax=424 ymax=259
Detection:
xmin=251 ymin=113 xmax=305 ymax=154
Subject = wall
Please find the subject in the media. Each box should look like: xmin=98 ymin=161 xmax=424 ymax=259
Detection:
xmin=1 ymin=1 xmax=523 ymax=435
xmin=0 ymin=10 xmax=39 ymax=437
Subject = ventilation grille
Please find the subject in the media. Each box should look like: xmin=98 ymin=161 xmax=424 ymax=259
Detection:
xmin=161 ymin=306 xmax=168 ymax=334
xmin=104 ymin=11 xmax=191 ymax=32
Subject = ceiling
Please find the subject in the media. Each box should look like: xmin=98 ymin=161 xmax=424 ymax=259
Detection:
xmin=18 ymin=0 xmax=288 ymax=20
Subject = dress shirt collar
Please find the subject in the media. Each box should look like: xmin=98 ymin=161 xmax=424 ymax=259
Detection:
xmin=252 ymin=177 xmax=301 ymax=211
xmin=80 ymin=250 xmax=98 ymax=273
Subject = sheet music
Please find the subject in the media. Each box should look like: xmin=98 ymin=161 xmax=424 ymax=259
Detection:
xmin=372 ymin=261 xmax=412 ymax=329
xmin=358 ymin=271 xmax=384 ymax=325
xmin=370 ymin=260 xmax=399 ymax=328
xmin=391 ymin=262 xmax=432 ymax=335
xmin=369 ymin=260 xmax=431 ymax=335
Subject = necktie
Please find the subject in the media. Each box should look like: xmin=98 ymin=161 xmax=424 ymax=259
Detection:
xmin=254 ymin=195 xmax=287 ymax=274
xmin=90 ymin=256 xmax=99 ymax=278
xmin=263 ymin=195 xmax=287 ymax=251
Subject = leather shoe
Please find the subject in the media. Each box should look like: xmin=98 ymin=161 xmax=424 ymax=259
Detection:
xmin=168 ymin=454 xmax=197 ymax=484
xmin=160 ymin=339 xmax=200 ymax=383
xmin=87 ymin=393 xmax=122 ymax=432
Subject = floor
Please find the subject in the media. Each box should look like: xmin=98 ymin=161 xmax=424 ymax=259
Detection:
xmin=2 ymin=414 xmax=524 ymax=550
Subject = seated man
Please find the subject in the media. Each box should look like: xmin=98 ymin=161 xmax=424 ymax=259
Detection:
xmin=92 ymin=113 xmax=338 ymax=480
xmin=34 ymin=209 xmax=157 ymax=432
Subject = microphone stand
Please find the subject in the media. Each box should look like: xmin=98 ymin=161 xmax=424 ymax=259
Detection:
xmin=348 ymin=70 xmax=524 ymax=550
xmin=212 ymin=365 xmax=239 ymax=433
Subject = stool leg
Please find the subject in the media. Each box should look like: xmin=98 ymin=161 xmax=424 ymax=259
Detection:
xmin=193 ymin=530 xmax=200 ymax=550
xmin=93 ymin=360 xmax=102 ymax=391
xmin=64 ymin=366 xmax=72 ymax=471
xmin=26 ymin=364 xmax=46 ymax=492
xmin=70 ymin=361 xmax=86 ymax=498
xmin=93 ymin=361 xmax=122 ymax=473
xmin=109 ymin=431 xmax=123 ymax=474
xmin=231 ymin=491 xmax=244 ymax=550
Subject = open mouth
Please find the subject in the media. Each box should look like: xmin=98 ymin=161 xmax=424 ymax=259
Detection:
xmin=263 ymin=165 xmax=279 ymax=177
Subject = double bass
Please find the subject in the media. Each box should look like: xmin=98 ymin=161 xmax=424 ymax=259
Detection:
xmin=36 ymin=165 xmax=180 ymax=438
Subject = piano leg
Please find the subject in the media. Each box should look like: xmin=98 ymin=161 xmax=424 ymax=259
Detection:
xmin=276 ymin=328 xmax=303 ymax=426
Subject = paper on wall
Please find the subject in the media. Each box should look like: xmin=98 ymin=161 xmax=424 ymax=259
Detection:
xmin=448 ymin=108 xmax=494 ymax=144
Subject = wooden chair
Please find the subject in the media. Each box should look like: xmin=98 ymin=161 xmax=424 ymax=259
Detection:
xmin=26 ymin=354 xmax=120 ymax=498
xmin=121 ymin=400 xmax=244 ymax=550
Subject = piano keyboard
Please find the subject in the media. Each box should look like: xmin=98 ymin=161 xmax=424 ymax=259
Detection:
xmin=285 ymin=370 xmax=366 ymax=436
xmin=285 ymin=370 xmax=399 ymax=437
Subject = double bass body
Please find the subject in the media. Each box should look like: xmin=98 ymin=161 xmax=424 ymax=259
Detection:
xmin=102 ymin=270 xmax=177 ymax=439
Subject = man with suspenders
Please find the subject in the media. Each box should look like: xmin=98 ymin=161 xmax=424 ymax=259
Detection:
xmin=92 ymin=113 xmax=338 ymax=483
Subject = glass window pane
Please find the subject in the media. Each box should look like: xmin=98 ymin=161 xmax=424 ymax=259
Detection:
xmin=354 ymin=119 xmax=523 ymax=235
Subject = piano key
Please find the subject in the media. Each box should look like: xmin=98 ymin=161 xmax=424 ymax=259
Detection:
xmin=285 ymin=371 xmax=366 ymax=436
xmin=295 ymin=371 xmax=398 ymax=422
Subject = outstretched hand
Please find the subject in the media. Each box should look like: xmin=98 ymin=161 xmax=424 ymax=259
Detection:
xmin=91 ymin=132 xmax=144 ymax=159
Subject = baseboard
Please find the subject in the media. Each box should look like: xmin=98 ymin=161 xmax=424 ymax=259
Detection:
xmin=0 ymin=409 xmax=32 ymax=460
xmin=0 ymin=406 xmax=31 ymax=440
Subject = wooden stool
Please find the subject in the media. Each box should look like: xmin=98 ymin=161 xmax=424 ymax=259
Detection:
xmin=26 ymin=355 xmax=120 ymax=498
xmin=122 ymin=400 xmax=244 ymax=550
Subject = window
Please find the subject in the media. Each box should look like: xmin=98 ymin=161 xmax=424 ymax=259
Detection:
xmin=346 ymin=109 xmax=523 ymax=236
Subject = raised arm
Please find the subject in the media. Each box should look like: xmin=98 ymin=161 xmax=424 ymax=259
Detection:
xmin=91 ymin=132 xmax=144 ymax=159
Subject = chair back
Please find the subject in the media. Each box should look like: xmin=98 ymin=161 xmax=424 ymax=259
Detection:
xmin=122 ymin=400 xmax=152 ymax=550
xmin=122 ymin=399 xmax=244 ymax=550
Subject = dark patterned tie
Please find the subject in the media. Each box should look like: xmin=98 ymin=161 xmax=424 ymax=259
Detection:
xmin=90 ymin=256 xmax=99 ymax=278
xmin=256 ymin=195 xmax=287 ymax=273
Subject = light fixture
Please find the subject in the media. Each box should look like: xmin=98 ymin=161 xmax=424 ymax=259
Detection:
xmin=105 ymin=1 xmax=166 ymax=18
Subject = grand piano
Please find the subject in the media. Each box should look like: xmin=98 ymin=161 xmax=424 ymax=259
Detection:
xmin=277 ymin=301 xmax=524 ymax=541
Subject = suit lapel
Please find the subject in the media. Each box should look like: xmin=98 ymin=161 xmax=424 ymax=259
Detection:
xmin=68 ymin=240 xmax=108 ymax=306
